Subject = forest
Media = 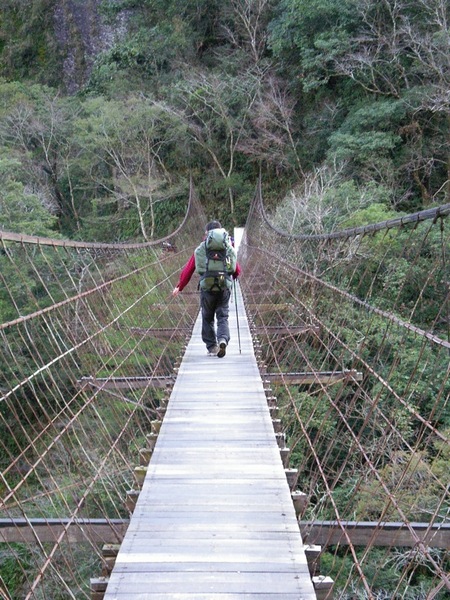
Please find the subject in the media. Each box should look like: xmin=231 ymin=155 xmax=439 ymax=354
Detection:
xmin=0 ymin=0 xmax=448 ymax=241
xmin=0 ymin=1 xmax=449 ymax=598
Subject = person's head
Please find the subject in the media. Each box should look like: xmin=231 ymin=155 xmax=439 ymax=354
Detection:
xmin=205 ymin=220 xmax=221 ymax=232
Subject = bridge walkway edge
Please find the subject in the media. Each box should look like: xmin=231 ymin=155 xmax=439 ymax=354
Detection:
xmin=103 ymin=283 xmax=317 ymax=599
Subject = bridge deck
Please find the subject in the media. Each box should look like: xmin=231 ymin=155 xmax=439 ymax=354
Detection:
xmin=103 ymin=285 xmax=317 ymax=599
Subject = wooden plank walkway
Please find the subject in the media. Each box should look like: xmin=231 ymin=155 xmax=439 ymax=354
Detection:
xmin=103 ymin=284 xmax=317 ymax=599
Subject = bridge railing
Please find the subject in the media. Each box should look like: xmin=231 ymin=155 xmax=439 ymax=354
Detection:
xmin=0 ymin=183 xmax=206 ymax=599
xmin=238 ymin=182 xmax=450 ymax=598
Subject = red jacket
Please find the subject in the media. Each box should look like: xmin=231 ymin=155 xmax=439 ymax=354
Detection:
xmin=177 ymin=254 xmax=241 ymax=291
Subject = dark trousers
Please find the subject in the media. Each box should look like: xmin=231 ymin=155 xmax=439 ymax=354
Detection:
xmin=200 ymin=289 xmax=231 ymax=350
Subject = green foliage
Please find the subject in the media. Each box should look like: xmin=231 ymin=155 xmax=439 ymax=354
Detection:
xmin=0 ymin=0 xmax=62 ymax=86
xmin=431 ymin=429 xmax=450 ymax=479
xmin=284 ymin=390 xmax=342 ymax=487
xmin=268 ymin=0 xmax=358 ymax=86
xmin=353 ymin=450 xmax=445 ymax=522
xmin=349 ymin=221 xmax=449 ymax=331
xmin=87 ymin=24 xmax=194 ymax=95
xmin=0 ymin=80 xmax=86 ymax=234
xmin=268 ymin=0 xmax=450 ymax=207
xmin=320 ymin=546 xmax=447 ymax=598
xmin=0 ymin=0 xmax=448 ymax=229
xmin=341 ymin=202 xmax=398 ymax=229
xmin=0 ymin=81 xmax=192 ymax=241
xmin=330 ymin=131 xmax=402 ymax=162
xmin=0 ymin=147 xmax=69 ymax=321
xmin=327 ymin=100 xmax=407 ymax=181
xmin=273 ymin=172 xmax=394 ymax=236
xmin=0 ymin=155 xmax=58 ymax=235
xmin=94 ymin=0 xmax=222 ymax=95
xmin=170 ymin=70 xmax=263 ymax=223
xmin=70 ymin=94 xmax=190 ymax=241
xmin=0 ymin=544 xmax=32 ymax=598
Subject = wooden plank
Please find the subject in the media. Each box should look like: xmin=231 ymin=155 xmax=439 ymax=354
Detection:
xmin=77 ymin=376 xmax=175 ymax=390
xmin=105 ymin=571 xmax=314 ymax=595
xmin=0 ymin=519 xmax=127 ymax=544
xmin=127 ymin=327 xmax=192 ymax=338
xmin=264 ymin=369 xmax=363 ymax=385
xmin=244 ymin=303 xmax=295 ymax=311
xmin=3 ymin=519 xmax=448 ymax=549
xmin=103 ymin=595 xmax=307 ymax=599
xmin=253 ymin=325 xmax=320 ymax=335
xmin=102 ymin=284 xmax=317 ymax=599
xmin=300 ymin=521 xmax=450 ymax=549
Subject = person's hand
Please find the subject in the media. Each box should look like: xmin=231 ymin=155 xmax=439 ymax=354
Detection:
xmin=172 ymin=286 xmax=180 ymax=297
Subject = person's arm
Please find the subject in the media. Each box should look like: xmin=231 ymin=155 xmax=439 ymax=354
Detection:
xmin=172 ymin=254 xmax=196 ymax=296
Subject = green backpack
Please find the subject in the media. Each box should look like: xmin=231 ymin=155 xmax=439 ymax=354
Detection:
xmin=194 ymin=228 xmax=237 ymax=291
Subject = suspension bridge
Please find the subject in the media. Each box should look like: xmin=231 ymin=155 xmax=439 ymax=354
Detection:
xmin=0 ymin=182 xmax=449 ymax=599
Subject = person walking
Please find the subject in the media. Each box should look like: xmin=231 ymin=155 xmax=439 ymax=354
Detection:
xmin=172 ymin=220 xmax=241 ymax=358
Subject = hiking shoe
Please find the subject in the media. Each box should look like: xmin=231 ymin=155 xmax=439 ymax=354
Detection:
xmin=207 ymin=345 xmax=219 ymax=356
xmin=217 ymin=340 xmax=227 ymax=358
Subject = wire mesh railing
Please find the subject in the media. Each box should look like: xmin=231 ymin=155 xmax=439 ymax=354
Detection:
xmin=238 ymin=180 xmax=450 ymax=598
xmin=0 ymin=183 xmax=206 ymax=599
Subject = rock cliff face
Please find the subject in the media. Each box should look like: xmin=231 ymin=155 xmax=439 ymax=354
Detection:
xmin=53 ymin=0 xmax=128 ymax=93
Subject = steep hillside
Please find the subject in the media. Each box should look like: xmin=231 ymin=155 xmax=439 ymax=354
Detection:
xmin=0 ymin=0 xmax=128 ymax=92
xmin=0 ymin=0 xmax=448 ymax=235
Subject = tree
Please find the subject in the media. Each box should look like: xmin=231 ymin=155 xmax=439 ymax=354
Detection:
xmin=220 ymin=0 xmax=276 ymax=64
xmin=91 ymin=0 xmax=223 ymax=96
xmin=72 ymin=96 xmax=189 ymax=240
xmin=0 ymin=155 xmax=59 ymax=322
xmin=326 ymin=98 xmax=409 ymax=203
xmin=173 ymin=69 xmax=261 ymax=221
xmin=268 ymin=0 xmax=450 ymax=209
xmin=329 ymin=0 xmax=450 ymax=204
xmin=0 ymin=155 xmax=57 ymax=235
xmin=268 ymin=0 xmax=358 ymax=89
xmin=0 ymin=81 xmax=82 ymax=230
xmin=237 ymin=75 xmax=306 ymax=177
xmin=272 ymin=163 xmax=392 ymax=235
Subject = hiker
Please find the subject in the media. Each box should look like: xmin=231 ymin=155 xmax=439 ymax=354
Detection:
xmin=172 ymin=220 xmax=241 ymax=358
